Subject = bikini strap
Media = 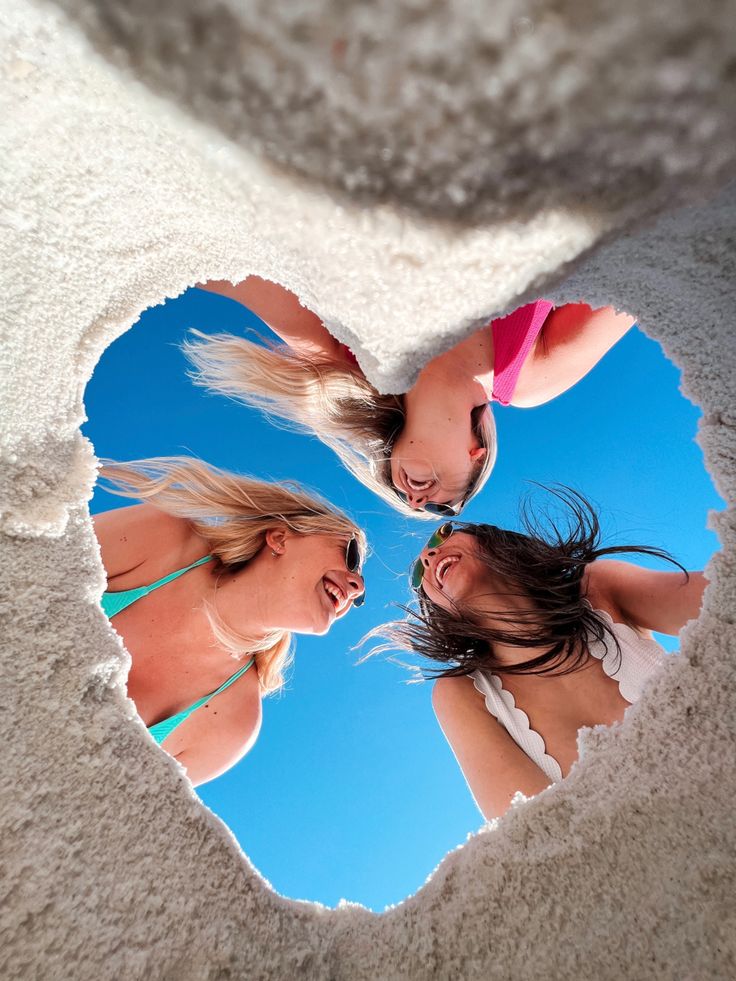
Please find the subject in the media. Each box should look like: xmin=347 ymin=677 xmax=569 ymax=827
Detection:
xmin=147 ymin=656 xmax=256 ymax=746
xmin=205 ymin=657 xmax=256 ymax=699
xmin=141 ymin=554 xmax=213 ymax=596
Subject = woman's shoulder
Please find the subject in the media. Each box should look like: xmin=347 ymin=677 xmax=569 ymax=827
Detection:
xmin=432 ymin=674 xmax=503 ymax=728
xmin=584 ymin=560 xmax=629 ymax=611
xmin=94 ymin=503 xmax=198 ymax=583
xmin=583 ymin=559 xmax=647 ymax=628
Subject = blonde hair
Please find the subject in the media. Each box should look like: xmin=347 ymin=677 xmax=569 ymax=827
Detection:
xmin=99 ymin=456 xmax=366 ymax=694
xmin=183 ymin=331 xmax=497 ymax=519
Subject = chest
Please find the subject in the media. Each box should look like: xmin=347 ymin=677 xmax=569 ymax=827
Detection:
xmin=497 ymin=657 xmax=631 ymax=778
xmin=109 ymin=591 xmax=220 ymax=726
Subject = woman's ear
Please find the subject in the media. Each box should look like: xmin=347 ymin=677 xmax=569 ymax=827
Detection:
xmin=265 ymin=526 xmax=288 ymax=555
xmin=469 ymin=446 xmax=488 ymax=464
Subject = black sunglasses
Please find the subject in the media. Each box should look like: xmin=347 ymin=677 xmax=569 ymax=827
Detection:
xmin=345 ymin=536 xmax=366 ymax=607
xmin=394 ymin=489 xmax=464 ymax=517
xmin=411 ymin=522 xmax=455 ymax=590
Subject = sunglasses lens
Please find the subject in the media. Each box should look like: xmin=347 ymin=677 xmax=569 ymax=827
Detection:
xmin=426 ymin=522 xmax=454 ymax=549
xmin=395 ymin=482 xmax=464 ymax=517
xmin=346 ymin=537 xmax=361 ymax=573
xmin=411 ymin=523 xmax=454 ymax=591
xmin=424 ymin=501 xmax=454 ymax=516
xmin=345 ymin=537 xmax=365 ymax=607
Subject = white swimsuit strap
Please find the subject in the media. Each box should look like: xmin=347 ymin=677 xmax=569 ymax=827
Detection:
xmin=472 ymin=612 xmax=666 ymax=784
xmin=585 ymin=609 xmax=666 ymax=702
xmin=472 ymin=671 xmax=563 ymax=783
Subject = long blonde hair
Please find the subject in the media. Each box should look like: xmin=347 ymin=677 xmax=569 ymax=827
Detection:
xmin=99 ymin=456 xmax=366 ymax=694
xmin=182 ymin=331 xmax=497 ymax=519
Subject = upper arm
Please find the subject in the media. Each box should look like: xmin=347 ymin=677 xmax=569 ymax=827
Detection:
xmin=164 ymin=670 xmax=262 ymax=786
xmin=92 ymin=504 xmax=151 ymax=580
xmin=587 ymin=560 xmax=708 ymax=636
xmin=198 ymin=276 xmax=349 ymax=363
xmin=92 ymin=504 xmax=186 ymax=583
xmin=432 ymin=675 xmax=552 ymax=820
xmin=511 ymin=303 xmax=635 ymax=407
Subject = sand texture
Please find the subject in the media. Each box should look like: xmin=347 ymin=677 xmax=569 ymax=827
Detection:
xmin=1 ymin=2 xmax=735 ymax=978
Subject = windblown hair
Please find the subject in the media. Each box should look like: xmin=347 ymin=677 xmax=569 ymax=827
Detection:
xmin=375 ymin=487 xmax=686 ymax=679
xmin=182 ymin=330 xmax=496 ymax=519
xmin=99 ymin=456 xmax=366 ymax=694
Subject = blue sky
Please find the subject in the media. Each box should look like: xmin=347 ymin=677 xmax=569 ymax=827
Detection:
xmin=84 ymin=288 xmax=723 ymax=911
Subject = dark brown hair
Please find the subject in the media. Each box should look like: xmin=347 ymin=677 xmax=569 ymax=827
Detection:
xmin=377 ymin=487 xmax=686 ymax=679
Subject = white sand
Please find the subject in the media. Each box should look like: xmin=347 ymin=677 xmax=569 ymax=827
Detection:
xmin=1 ymin=1 xmax=735 ymax=977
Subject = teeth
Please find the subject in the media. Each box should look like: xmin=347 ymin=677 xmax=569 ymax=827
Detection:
xmin=436 ymin=555 xmax=459 ymax=586
xmin=407 ymin=476 xmax=433 ymax=491
xmin=323 ymin=579 xmax=345 ymax=610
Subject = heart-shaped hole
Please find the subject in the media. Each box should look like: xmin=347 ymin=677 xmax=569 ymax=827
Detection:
xmin=84 ymin=282 xmax=721 ymax=909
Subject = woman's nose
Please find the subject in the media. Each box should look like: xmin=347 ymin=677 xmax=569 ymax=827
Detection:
xmin=347 ymin=571 xmax=365 ymax=595
xmin=406 ymin=490 xmax=428 ymax=509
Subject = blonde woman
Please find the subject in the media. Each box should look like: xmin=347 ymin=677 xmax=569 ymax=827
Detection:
xmin=186 ymin=277 xmax=635 ymax=518
xmin=94 ymin=456 xmax=366 ymax=785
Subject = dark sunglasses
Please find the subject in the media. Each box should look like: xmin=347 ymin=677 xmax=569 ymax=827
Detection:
xmin=345 ymin=536 xmax=366 ymax=607
xmin=411 ymin=522 xmax=455 ymax=590
xmin=394 ymin=489 xmax=463 ymax=517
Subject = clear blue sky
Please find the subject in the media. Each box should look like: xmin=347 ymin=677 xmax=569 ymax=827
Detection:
xmin=84 ymin=288 xmax=723 ymax=911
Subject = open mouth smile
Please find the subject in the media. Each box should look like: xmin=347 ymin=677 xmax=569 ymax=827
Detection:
xmin=322 ymin=576 xmax=347 ymax=613
xmin=434 ymin=554 xmax=460 ymax=589
xmin=402 ymin=468 xmax=434 ymax=493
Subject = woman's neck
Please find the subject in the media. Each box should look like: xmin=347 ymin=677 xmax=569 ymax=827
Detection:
xmin=165 ymin=533 xmax=274 ymax=654
xmin=205 ymin=556 xmax=278 ymax=645
xmin=489 ymin=639 xmax=556 ymax=671
xmin=476 ymin=591 xmax=554 ymax=670
xmin=415 ymin=323 xmax=495 ymax=401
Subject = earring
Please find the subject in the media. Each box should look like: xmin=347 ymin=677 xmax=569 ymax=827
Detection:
xmin=271 ymin=549 xmax=279 ymax=557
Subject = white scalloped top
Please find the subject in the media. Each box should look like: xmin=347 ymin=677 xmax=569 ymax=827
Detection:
xmin=471 ymin=611 xmax=667 ymax=784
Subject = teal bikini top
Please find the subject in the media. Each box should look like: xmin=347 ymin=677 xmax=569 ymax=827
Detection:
xmin=101 ymin=555 xmax=255 ymax=745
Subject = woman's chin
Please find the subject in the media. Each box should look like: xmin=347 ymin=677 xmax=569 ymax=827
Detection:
xmin=429 ymin=580 xmax=465 ymax=612
xmin=317 ymin=605 xmax=337 ymax=635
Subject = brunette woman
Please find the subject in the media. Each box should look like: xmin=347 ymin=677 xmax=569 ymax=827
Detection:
xmin=385 ymin=491 xmax=706 ymax=818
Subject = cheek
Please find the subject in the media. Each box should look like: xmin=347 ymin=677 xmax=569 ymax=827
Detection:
xmin=424 ymin=587 xmax=453 ymax=613
xmin=290 ymin=587 xmax=328 ymax=633
xmin=285 ymin=550 xmax=320 ymax=585
xmin=389 ymin=437 xmax=406 ymax=476
xmin=278 ymin=562 xmax=319 ymax=612
xmin=421 ymin=577 xmax=453 ymax=611
xmin=439 ymin=559 xmax=485 ymax=607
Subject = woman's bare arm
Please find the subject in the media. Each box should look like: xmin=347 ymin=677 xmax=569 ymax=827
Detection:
xmin=587 ymin=559 xmax=708 ymax=636
xmin=432 ymin=675 xmax=552 ymax=820
xmin=511 ymin=304 xmax=635 ymax=408
xmin=199 ymin=276 xmax=349 ymax=362
xmin=93 ymin=504 xmax=190 ymax=584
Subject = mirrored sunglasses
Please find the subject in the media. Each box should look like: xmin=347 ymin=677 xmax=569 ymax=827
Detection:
xmin=394 ymin=489 xmax=463 ymax=517
xmin=345 ymin=536 xmax=366 ymax=607
xmin=411 ymin=522 xmax=455 ymax=591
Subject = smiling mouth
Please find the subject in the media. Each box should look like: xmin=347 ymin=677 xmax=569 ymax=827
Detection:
xmin=322 ymin=576 xmax=347 ymax=613
xmin=402 ymin=468 xmax=434 ymax=493
xmin=434 ymin=554 xmax=460 ymax=589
